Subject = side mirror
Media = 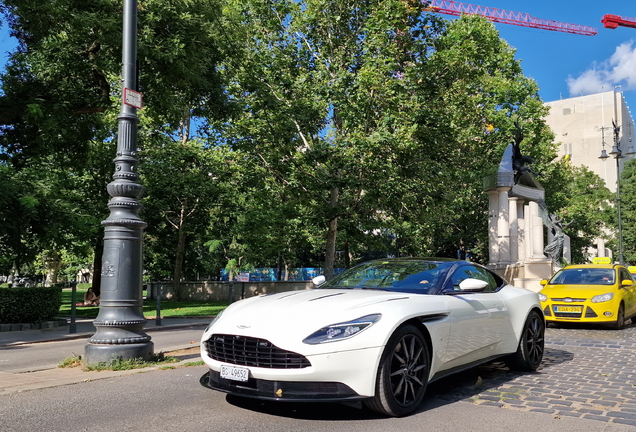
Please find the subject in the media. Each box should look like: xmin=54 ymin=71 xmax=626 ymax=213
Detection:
xmin=621 ymin=279 xmax=633 ymax=287
xmin=458 ymin=278 xmax=489 ymax=292
xmin=540 ymin=279 xmax=548 ymax=286
xmin=312 ymin=275 xmax=326 ymax=286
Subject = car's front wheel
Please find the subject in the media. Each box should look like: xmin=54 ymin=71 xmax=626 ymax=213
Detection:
xmin=612 ymin=303 xmax=625 ymax=330
xmin=505 ymin=310 xmax=544 ymax=371
xmin=365 ymin=325 xmax=430 ymax=417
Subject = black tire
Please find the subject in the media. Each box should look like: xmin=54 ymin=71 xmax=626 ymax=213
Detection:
xmin=612 ymin=304 xmax=625 ymax=330
xmin=364 ymin=325 xmax=430 ymax=417
xmin=505 ymin=310 xmax=545 ymax=371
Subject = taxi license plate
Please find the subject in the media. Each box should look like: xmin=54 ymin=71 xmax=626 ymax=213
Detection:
xmin=554 ymin=305 xmax=582 ymax=313
xmin=220 ymin=365 xmax=249 ymax=382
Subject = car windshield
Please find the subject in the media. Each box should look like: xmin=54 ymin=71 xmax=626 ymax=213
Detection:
xmin=321 ymin=260 xmax=454 ymax=294
xmin=549 ymin=268 xmax=615 ymax=285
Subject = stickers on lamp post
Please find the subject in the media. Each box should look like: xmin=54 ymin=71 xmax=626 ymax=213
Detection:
xmin=123 ymin=88 xmax=143 ymax=109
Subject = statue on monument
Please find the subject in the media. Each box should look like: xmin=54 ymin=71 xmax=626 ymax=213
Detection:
xmin=511 ymin=121 xmax=541 ymax=181
xmin=511 ymin=120 xmax=571 ymax=264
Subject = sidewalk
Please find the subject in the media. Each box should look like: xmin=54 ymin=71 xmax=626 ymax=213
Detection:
xmin=0 ymin=316 xmax=211 ymax=347
xmin=0 ymin=317 xmax=212 ymax=395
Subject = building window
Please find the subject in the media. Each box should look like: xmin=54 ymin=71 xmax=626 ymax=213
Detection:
xmin=563 ymin=108 xmax=572 ymax=115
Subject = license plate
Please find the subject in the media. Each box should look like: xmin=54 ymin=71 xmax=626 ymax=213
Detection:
xmin=554 ymin=305 xmax=582 ymax=313
xmin=220 ymin=365 xmax=249 ymax=382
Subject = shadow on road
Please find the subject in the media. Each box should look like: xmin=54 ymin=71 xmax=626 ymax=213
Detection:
xmin=224 ymin=347 xmax=575 ymax=420
xmin=226 ymin=395 xmax=384 ymax=420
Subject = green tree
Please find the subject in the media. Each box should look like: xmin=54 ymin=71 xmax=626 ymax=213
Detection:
xmin=0 ymin=0 xmax=230 ymax=286
xmin=618 ymin=159 xmax=636 ymax=264
xmin=541 ymin=159 xmax=613 ymax=264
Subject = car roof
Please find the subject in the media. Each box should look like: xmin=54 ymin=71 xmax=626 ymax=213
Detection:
xmin=562 ymin=263 xmax=621 ymax=270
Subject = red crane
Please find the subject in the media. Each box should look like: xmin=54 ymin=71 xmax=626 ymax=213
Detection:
xmin=425 ymin=0 xmax=598 ymax=36
xmin=601 ymin=14 xmax=636 ymax=30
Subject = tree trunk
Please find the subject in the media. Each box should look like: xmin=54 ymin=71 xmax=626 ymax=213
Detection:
xmin=324 ymin=186 xmax=340 ymax=279
xmin=44 ymin=251 xmax=62 ymax=287
xmin=172 ymin=204 xmax=188 ymax=302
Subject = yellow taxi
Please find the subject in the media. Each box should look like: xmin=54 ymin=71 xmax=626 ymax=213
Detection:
xmin=538 ymin=263 xmax=636 ymax=329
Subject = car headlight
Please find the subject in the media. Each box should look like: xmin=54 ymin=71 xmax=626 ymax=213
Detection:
xmin=204 ymin=309 xmax=225 ymax=333
xmin=538 ymin=292 xmax=548 ymax=302
xmin=591 ymin=293 xmax=614 ymax=303
xmin=302 ymin=314 xmax=381 ymax=345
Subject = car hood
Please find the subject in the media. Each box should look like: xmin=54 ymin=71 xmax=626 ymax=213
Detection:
xmin=541 ymin=284 xmax=617 ymax=299
xmin=205 ymin=288 xmax=447 ymax=352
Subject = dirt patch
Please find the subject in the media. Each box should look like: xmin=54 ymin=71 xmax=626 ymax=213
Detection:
xmin=164 ymin=346 xmax=201 ymax=362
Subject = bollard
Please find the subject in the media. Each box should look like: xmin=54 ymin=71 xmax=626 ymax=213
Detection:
xmin=69 ymin=281 xmax=77 ymax=334
xmin=228 ymin=282 xmax=234 ymax=304
xmin=155 ymin=284 xmax=161 ymax=326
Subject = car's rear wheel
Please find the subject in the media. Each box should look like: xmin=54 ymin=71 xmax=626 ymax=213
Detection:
xmin=365 ymin=325 xmax=429 ymax=417
xmin=612 ymin=303 xmax=625 ymax=330
xmin=505 ymin=310 xmax=544 ymax=371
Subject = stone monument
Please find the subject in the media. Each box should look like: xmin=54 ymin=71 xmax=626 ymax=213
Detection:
xmin=483 ymin=137 xmax=571 ymax=292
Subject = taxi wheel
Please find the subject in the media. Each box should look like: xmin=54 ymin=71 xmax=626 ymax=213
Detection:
xmin=612 ymin=304 xmax=625 ymax=330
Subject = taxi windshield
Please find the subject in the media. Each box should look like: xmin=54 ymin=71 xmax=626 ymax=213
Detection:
xmin=549 ymin=268 xmax=615 ymax=285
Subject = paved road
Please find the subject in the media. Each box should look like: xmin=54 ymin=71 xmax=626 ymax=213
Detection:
xmin=1 ymin=364 xmax=634 ymax=432
xmin=1 ymin=320 xmax=635 ymax=430
xmin=423 ymin=322 xmax=636 ymax=427
xmin=0 ymin=326 xmax=205 ymax=373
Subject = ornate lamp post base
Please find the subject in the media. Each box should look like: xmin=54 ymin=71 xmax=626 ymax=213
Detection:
xmin=84 ymin=0 xmax=153 ymax=364
xmin=86 ymin=342 xmax=154 ymax=364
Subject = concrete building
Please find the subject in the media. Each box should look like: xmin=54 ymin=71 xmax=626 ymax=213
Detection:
xmin=545 ymin=90 xmax=635 ymax=193
xmin=544 ymin=89 xmax=636 ymax=258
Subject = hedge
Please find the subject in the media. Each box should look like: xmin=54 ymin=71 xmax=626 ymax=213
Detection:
xmin=0 ymin=286 xmax=63 ymax=324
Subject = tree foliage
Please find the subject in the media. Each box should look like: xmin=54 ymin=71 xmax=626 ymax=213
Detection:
xmin=0 ymin=0 xmax=614 ymax=284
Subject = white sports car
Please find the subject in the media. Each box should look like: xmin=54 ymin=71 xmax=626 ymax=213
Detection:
xmin=200 ymin=258 xmax=545 ymax=417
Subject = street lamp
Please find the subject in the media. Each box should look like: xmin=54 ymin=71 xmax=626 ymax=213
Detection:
xmin=598 ymin=121 xmax=625 ymax=265
xmin=84 ymin=0 xmax=153 ymax=364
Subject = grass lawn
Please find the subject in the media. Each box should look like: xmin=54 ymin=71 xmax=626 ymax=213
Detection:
xmin=59 ymin=288 xmax=227 ymax=319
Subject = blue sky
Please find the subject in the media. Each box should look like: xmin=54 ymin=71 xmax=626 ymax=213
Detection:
xmin=1 ymin=1 xmax=635 ymax=119
xmin=442 ymin=1 xmax=636 ymax=117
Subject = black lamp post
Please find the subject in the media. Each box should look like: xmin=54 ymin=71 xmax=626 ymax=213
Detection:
xmin=598 ymin=121 xmax=625 ymax=265
xmin=84 ymin=0 xmax=153 ymax=364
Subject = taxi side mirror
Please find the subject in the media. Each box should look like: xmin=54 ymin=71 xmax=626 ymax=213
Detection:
xmin=540 ymin=279 xmax=548 ymax=286
xmin=621 ymin=279 xmax=633 ymax=287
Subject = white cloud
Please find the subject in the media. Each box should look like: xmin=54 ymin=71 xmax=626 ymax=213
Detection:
xmin=567 ymin=40 xmax=636 ymax=96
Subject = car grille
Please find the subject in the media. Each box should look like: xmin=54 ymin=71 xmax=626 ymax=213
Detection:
xmin=553 ymin=310 xmax=583 ymax=318
xmin=551 ymin=298 xmax=586 ymax=302
xmin=203 ymin=334 xmax=311 ymax=369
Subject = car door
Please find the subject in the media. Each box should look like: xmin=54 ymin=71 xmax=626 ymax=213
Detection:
xmin=441 ymin=265 xmax=513 ymax=368
xmin=619 ymin=268 xmax=636 ymax=318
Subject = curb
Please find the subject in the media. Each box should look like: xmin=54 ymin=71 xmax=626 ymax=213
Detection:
xmin=0 ymin=319 xmax=68 ymax=332
xmin=1 ymin=321 xmax=209 ymax=348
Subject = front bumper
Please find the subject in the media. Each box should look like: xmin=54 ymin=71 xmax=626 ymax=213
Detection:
xmin=200 ymin=370 xmax=364 ymax=402
xmin=200 ymin=341 xmax=384 ymax=398
xmin=541 ymin=301 xmax=619 ymax=323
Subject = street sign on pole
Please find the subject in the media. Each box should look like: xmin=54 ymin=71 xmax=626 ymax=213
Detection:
xmin=123 ymin=88 xmax=143 ymax=109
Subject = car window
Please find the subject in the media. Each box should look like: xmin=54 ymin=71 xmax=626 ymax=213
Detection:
xmin=321 ymin=260 xmax=454 ymax=294
xmin=447 ymin=265 xmax=499 ymax=293
xmin=550 ymin=268 xmax=615 ymax=285
xmin=619 ymin=268 xmax=632 ymax=283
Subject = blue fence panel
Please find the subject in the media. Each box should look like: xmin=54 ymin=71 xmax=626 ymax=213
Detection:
xmin=220 ymin=268 xmax=344 ymax=282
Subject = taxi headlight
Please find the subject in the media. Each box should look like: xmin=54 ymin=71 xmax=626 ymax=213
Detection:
xmin=303 ymin=314 xmax=381 ymax=344
xmin=538 ymin=292 xmax=548 ymax=302
xmin=591 ymin=293 xmax=614 ymax=303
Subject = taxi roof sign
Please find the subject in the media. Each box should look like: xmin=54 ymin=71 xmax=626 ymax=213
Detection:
xmin=592 ymin=257 xmax=612 ymax=264
xmin=629 ymin=266 xmax=636 ymax=274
